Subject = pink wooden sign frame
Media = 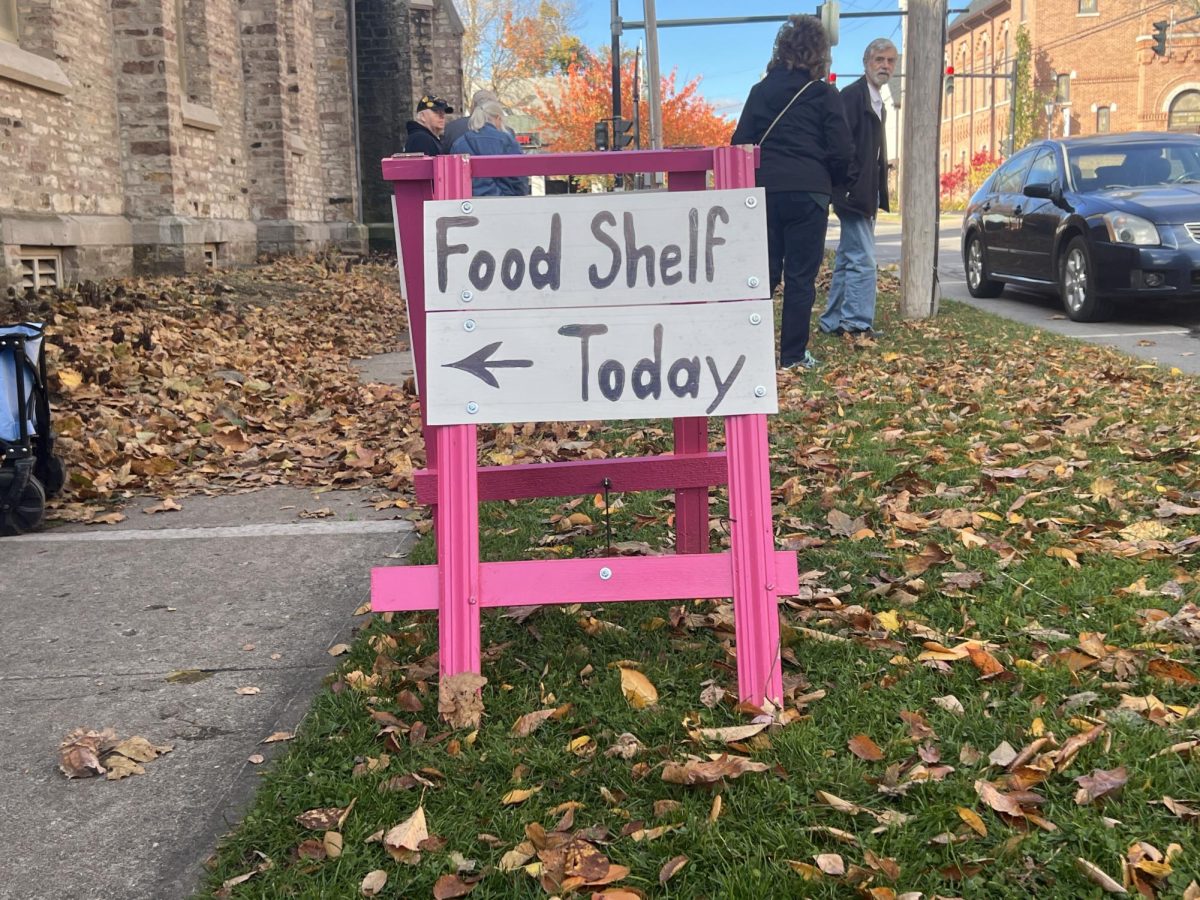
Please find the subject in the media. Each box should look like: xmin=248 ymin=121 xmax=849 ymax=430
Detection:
xmin=371 ymin=146 xmax=797 ymax=706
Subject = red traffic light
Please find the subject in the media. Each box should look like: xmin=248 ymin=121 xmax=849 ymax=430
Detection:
xmin=945 ymin=65 xmax=955 ymax=75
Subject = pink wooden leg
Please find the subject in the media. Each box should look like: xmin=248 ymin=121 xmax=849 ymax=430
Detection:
xmin=725 ymin=413 xmax=783 ymax=706
xmin=436 ymin=423 xmax=480 ymax=675
xmin=673 ymin=419 xmax=709 ymax=553
xmin=714 ymin=145 xmax=781 ymax=706
xmin=431 ymin=154 xmax=480 ymax=678
xmin=668 ymin=168 xmax=711 ymax=554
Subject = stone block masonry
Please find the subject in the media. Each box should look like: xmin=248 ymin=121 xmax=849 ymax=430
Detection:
xmin=0 ymin=1 xmax=461 ymax=290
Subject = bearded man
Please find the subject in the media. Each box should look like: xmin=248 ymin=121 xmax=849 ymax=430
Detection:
xmin=821 ymin=38 xmax=897 ymax=340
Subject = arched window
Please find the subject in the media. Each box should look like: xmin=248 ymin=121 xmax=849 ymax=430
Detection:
xmin=1168 ymin=90 xmax=1200 ymax=132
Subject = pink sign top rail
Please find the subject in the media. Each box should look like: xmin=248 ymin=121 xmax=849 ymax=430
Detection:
xmin=381 ymin=147 xmax=754 ymax=182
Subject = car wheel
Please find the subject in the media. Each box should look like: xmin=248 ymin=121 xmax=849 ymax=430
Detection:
xmin=1059 ymin=236 xmax=1114 ymax=322
xmin=965 ymin=234 xmax=1004 ymax=298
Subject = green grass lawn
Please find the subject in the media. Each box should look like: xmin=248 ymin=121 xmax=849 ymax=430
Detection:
xmin=201 ymin=293 xmax=1200 ymax=899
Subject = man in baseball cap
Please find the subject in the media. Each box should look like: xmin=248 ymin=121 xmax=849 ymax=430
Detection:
xmin=404 ymin=94 xmax=454 ymax=155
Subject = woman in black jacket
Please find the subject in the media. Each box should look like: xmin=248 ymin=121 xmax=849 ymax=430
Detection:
xmin=731 ymin=17 xmax=853 ymax=369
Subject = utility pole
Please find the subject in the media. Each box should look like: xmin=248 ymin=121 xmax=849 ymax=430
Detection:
xmin=644 ymin=0 xmax=663 ymax=151
xmin=611 ymin=0 xmax=622 ymax=125
xmin=899 ymin=0 xmax=946 ymax=319
xmin=897 ymin=0 xmax=908 ymax=210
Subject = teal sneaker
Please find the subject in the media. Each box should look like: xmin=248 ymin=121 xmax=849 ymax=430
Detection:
xmin=781 ymin=351 xmax=819 ymax=371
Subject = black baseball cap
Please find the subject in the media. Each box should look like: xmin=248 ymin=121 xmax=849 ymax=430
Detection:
xmin=416 ymin=95 xmax=453 ymax=114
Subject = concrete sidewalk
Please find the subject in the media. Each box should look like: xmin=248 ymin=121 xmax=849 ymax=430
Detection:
xmin=0 ymin=353 xmax=418 ymax=900
xmin=0 ymin=487 xmax=415 ymax=900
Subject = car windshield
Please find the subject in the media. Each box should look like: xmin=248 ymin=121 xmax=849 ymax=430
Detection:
xmin=1067 ymin=141 xmax=1200 ymax=191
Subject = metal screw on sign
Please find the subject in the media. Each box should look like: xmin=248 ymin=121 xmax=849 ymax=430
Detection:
xmin=468 ymin=595 xmax=478 ymax=605
xmin=747 ymin=276 xmax=760 ymax=288
xmin=599 ymin=567 xmax=613 ymax=581
xmin=461 ymin=201 xmax=473 ymax=213
xmin=466 ymin=401 xmax=479 ymax=414
xmin=745 ymin=196 xmax=758 ymax=208
xmin=749 ymin=313 xmax=763 ymax=325
xmin=461 ymin=290 xmax=473 ymax=303
xmin=754 ymin=385 xmax=767 ymax=398
xmin=464 ymin=319 xmax=476 ymax=332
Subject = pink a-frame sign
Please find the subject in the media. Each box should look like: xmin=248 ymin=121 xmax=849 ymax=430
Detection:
xmin=371 ymin=145 xmax=797 ymax=707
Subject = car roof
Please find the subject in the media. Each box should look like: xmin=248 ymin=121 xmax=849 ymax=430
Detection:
xmin=1055 ymin=131 xmax=1200 ymax=149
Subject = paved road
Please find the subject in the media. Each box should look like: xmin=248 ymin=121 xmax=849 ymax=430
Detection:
xmin=827 ymin=217 xmax=1200 ymax=373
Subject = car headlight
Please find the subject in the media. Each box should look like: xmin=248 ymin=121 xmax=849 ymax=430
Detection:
xmin=1102 ymin=212 xmax=1159 ymax=245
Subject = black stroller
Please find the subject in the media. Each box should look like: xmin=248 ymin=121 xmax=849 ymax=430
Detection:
xmin=1 ymin=322 xmax=67 ymax=535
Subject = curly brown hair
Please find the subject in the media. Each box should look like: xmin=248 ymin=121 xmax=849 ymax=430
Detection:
xmin=768 ymin=15 xmax=830 ymax=78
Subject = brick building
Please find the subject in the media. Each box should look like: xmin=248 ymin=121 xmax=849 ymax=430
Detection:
xmin=0 ymin=0 xmax=462 ymax=292
xmin=941 ymin=0 xmax=1200 ymax=173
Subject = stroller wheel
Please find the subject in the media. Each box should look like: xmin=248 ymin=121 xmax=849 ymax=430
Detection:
xmin=37 ymin=455 xmax=67 ymax=498
xmin=0 ymin=469 xmax=46 ymax=536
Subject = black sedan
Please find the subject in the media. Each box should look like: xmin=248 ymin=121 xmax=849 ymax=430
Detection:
xmin=961 ymin=132 xmax=1200 ymax=322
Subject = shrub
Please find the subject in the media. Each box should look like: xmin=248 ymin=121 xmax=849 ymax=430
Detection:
xmin=940 ymin=150 xmax=1002 ymax=210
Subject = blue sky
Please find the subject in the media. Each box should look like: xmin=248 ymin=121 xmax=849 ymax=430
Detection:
xmin=577 ymin=1 xmax=907 ymax=120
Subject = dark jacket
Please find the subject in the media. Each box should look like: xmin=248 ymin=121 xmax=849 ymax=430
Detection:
xmin=404 ymin=120 xmax=443 ymax=156
xmin=450 ymin=123 xmax=530 ymax=197
xmin=730 ymin=66 xmax=853 ymax=196
xmin=833 ymin=76 xmax=890 ymax=216
xmin=441 ymin=116 xmax=470 ymax=153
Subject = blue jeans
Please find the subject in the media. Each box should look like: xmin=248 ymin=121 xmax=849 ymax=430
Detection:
xmin=767 ymin=191 xmax=829 ymax=366
xmin=821 ymin=211 xmax=877 ymax=333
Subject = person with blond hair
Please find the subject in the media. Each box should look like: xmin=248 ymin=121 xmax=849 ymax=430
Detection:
xmin=731 ymin=15 xmax=853 ymax=370
xmin=442 ymin=89 xmax=500 ymax=153
xmin=449 ymin=98 xmax=530 ymax=197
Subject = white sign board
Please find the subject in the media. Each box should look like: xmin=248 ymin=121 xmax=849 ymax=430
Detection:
xmin=423 ymin=189 xmax=770 ymax=311
xmin=424 ymin=300 xmax=778 ymax=425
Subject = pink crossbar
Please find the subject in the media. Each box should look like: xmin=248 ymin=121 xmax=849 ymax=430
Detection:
xmin=372 ymin=551 xmax=800 ymax=612
xmin=412 ymin=452 xmax=727 ymax=505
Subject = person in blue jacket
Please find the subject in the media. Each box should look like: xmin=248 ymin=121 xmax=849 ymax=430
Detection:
xmin=449 ymin=98 xmax=530 ymax=197
xmin=731 ymin=16 xmax=853 ymax=370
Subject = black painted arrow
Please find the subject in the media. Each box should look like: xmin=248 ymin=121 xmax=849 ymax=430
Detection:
xmin=442 ymin=341 xmax=534 ymax=388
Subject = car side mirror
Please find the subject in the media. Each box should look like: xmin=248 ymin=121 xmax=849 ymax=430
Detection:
xmin=1024 ymin=180 xmax=1069 ymax=209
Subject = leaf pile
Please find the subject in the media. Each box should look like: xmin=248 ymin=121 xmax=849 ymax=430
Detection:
xmin=58 ymin=727 xmax=173 ymax=780
xmin=14 ymin=256 xmax=422 ymax=521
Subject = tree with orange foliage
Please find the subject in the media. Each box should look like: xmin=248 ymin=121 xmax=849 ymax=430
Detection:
xmin=461 ymin=0 xmax=581 ymax=106
xmin=536 ymin=51 xmax=734 ymax=151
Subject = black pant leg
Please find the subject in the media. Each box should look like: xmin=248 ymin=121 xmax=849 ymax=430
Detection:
xmin=777 ymin=193 xmax=829 ymax=365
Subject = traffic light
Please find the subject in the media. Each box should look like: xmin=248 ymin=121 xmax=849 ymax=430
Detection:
xmin=1151 ymin=20 xmax=1168 ymax=56
xmin=944 ymin=65 xmax=955 ymax=95
xmin=613 ymin=118 xmax=635 ymax=149
xmin=818 ymin=0 xmax=840 ymax=47
xmin=593 ymin=120 xmax=610 ymax=152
